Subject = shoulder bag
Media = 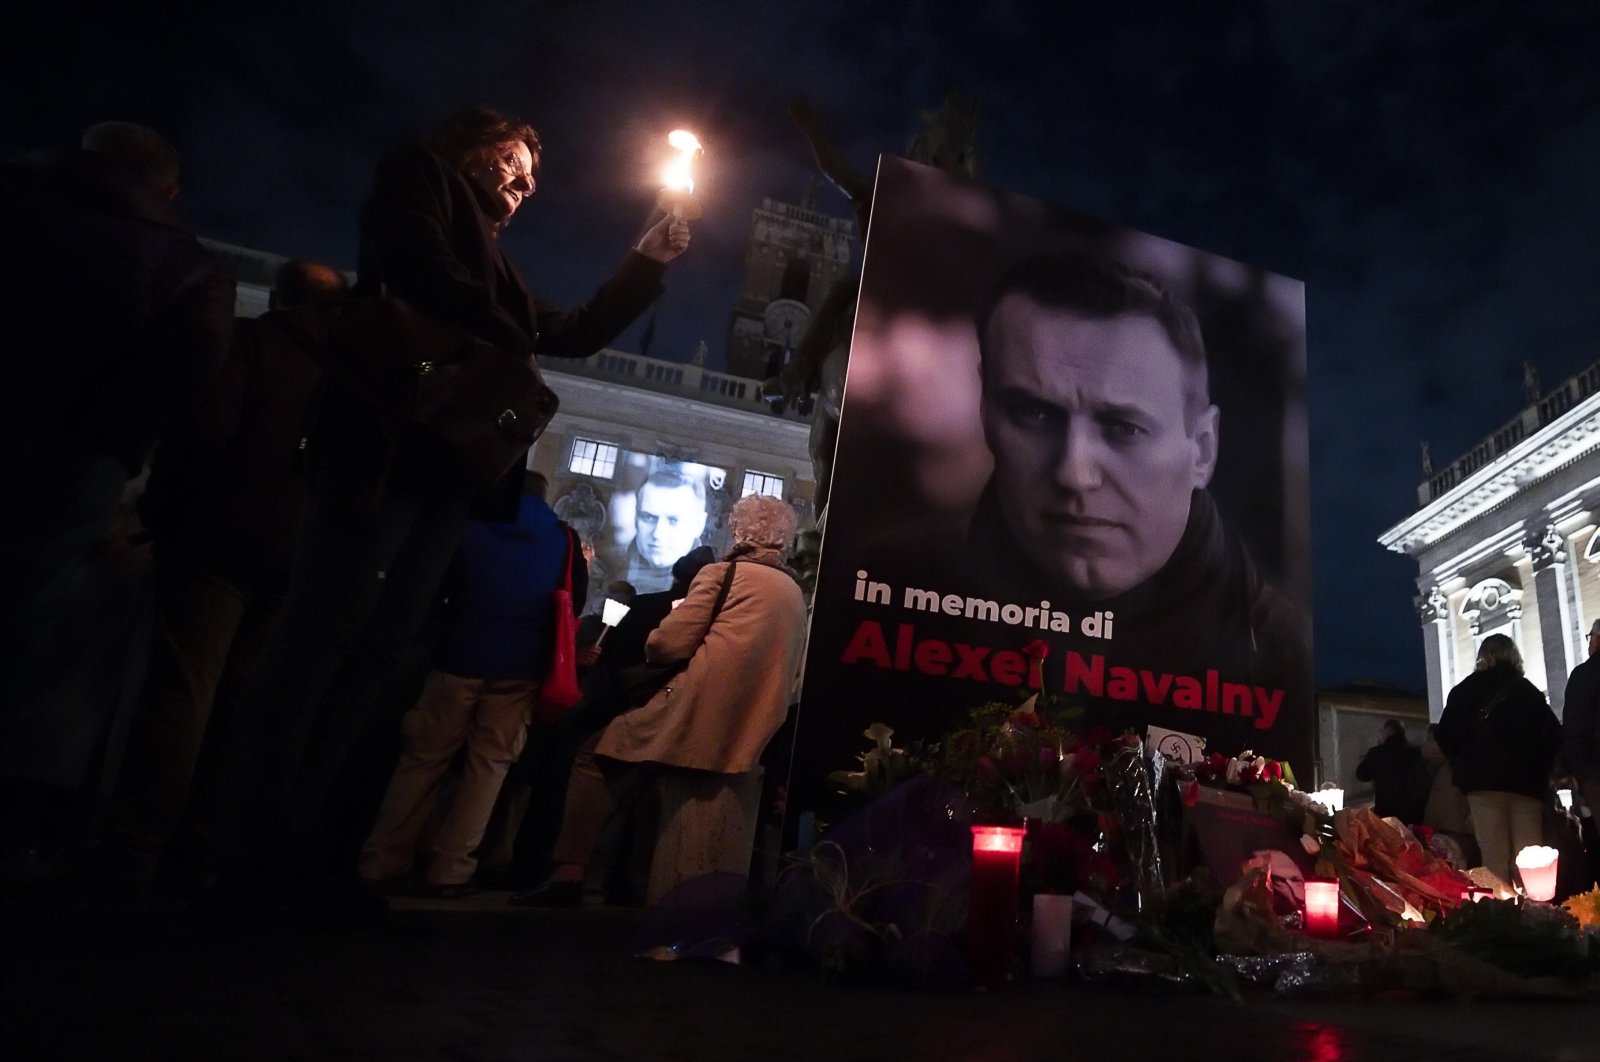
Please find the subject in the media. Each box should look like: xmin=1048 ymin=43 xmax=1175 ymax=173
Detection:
xmin=534 ymin=526 xmax=582 ymax=723
xmin=618 ymin=561 xmax=738 ymax=708
xmin=320 ymin=295 xmax=560 ymax=487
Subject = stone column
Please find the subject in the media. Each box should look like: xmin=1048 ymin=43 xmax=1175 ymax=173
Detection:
xmin=1527 ymin=524 xmax=1576 ymax=717
xmin=1418 ymin=585 xmax=1451 ymax=722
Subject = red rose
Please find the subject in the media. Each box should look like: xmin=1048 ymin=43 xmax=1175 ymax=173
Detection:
xmin=1262 ymin=760 xmax=1284 ymax=781
xmin=1084 ymin=727 xmax=1116 ymax=748
xmin=1238 ymin=764 xmax=1260 ymax=784
xmin=1072 ymin=748 xmax=1101 ymax=776
xmin=1020 ymin=639 xmax=1050 ymax=661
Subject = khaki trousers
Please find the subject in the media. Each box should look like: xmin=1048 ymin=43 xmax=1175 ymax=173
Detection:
xmin=360 ymin=670 xmax=534 ymax=886
xmin=1466 ymin=790 xmax=1545 ymax=886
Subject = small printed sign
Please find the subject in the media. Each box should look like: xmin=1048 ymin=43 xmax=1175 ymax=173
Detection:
xmin=1146 ymin=725 xmax=1206 ymax=765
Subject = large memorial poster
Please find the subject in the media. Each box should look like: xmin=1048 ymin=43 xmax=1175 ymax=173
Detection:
xmin=794 ymin=156 xmax=1312 ymax=811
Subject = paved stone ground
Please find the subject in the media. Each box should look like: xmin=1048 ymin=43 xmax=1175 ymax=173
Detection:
xmin=3 ymin=890 xmax=1596 ymax=1061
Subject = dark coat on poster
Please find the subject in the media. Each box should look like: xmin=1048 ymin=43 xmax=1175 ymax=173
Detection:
xmin=0 ymin=148 xmax=235 ymax=473
xmin=1436 ymin=664 xmax=1561 ymax=801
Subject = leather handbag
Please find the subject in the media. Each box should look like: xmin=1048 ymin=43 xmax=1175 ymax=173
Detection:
xmin=319 ymin=296 xmax=559 ymax=487
xmin=534 ymin=526 xmax=582 ymax=723
xmin=412 ymin=337 xmax=560 ymax=487
xmin=618 ymin=560 xmax=738 ymax=708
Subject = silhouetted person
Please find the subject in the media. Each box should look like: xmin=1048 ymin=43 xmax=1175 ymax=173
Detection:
xmin=0 ymin=121 xmax=234 ymax=863
xmin=1355 ymin=719 xmax=1428 ymax=823
xmin=360 ymin=472 xmax=584 ymax=895
xmin=94 ymin=260 xmax=347 ymax=894
xmin=206 ymin=107 xmax=688 ymax=921
xmin=1436 ymin=634 xmax=1561 ymax=886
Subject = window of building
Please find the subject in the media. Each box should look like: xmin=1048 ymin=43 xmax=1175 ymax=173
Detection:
xmin=569 ymin=438 xmax=619 ymax=479
xmin=741 ymin=470 xmax=785 ymax=498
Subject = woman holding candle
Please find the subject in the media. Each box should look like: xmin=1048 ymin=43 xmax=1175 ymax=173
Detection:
xmin=1435 ymin=634 xmax=1562 ymax=888
xmin=209 ymin=107 xmax=690 ymax=918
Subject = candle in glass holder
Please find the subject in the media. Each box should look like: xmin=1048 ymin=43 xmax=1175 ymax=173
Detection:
xmin=1314 ymin=786 xmax=1344 ymax=814
xmin=1515 ymin=844 xmax=1559 ymax=902
xmin=968 ymin=825 xmax=1025 ymax=986
xmin=1304 ymin=878 xmax=1341 ymax=938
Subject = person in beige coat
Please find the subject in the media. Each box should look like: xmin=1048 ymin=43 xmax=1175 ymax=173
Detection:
xmin=512 ymin=493 xmax=807 ymax=907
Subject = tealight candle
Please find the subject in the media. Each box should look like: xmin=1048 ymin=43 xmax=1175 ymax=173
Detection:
xmin=1515 ymin=845 xmax=1559 ymax=902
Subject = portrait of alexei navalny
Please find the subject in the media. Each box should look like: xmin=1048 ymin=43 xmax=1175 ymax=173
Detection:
xmin=964 ymin=252 xmax=1308 ymax=693
xmin=800 ymin=155 xmax=1311 ymax=768
xmin=601 ymin=456 xmax=721 ymax=596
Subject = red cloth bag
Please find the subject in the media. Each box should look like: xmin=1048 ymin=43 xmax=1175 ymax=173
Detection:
xmin=534 ymin=527 xmax=582 ymax=722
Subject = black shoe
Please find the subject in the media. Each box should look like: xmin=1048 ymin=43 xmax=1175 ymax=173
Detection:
xmin=419 ymin=882 xmax=478 ymax=899
xmin=508 ymin=880 xmax=582 ymax=908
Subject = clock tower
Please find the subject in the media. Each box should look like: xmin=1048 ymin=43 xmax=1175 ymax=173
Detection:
xmin=725 ymin=192 xmax=856 ymax=381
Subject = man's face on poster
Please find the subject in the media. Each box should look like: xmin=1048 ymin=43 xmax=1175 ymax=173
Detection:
xmin=980 ymin=295 xmax=1219 ymax=600
xmin=634 ymin=481 xmax=708 ymax=568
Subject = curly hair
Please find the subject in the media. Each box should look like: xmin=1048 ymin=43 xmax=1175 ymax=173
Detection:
xmin=424 ymin=106 xmax=542 ymax=178
xmin=728 ymin=494 xmax=796 ymax=554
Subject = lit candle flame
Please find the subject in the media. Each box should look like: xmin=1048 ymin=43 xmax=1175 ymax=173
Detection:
xmin=661 ymin=129 xmax=701 ymax=195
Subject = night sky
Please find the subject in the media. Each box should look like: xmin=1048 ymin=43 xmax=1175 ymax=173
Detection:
xmin=9 ymin=1 xmax=1600 ymax=692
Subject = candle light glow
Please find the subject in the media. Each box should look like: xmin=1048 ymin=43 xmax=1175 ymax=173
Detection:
xmin=968 ymin=825 xmax=1026 ymax=986
xmin=658 ymin=129 xmax=703 ymax=219
xmin=1515 ymin=844 xmax=1559 ymax=902
xmin=1304 ymin=878 xmax=1341 ymax=938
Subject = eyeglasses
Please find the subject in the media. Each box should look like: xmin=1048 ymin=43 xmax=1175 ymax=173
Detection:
xmin=490 ymin=149 xmax=534 ymax=183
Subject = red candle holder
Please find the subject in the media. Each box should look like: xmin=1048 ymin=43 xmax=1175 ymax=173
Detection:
xmin=969 ymin=825 xmax=1026 ymax=986
xmin=1304 ymin=878 xmax=1340 ymax=939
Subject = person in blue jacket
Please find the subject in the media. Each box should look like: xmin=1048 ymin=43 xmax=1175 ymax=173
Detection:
xmin=358 ymin=472 xmax=585 ymax=895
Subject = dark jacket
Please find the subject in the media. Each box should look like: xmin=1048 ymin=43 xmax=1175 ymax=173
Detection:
xmin=331 ymin=145 xmax=666 ymax=520
xmin=1355 ymin=733 xmax=1429 ymax=822
xmin=1435 ymin=664 xmax=1561 ymax=800
xmin=139 ymin=309 xmax=324 ymax=575
xmin=963 ymin=484 xmax=1312 ymax=756
xmin=0 ymin=148 xmax=235 ymax=472
xmin=434 ymin=493 xmax=587 ymax=681
xmin=1561 ymin=654 xmax=1600 ymax=784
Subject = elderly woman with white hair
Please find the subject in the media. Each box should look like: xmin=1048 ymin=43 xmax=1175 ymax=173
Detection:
xmin=513 ymin=493 xmax=807 ymax=906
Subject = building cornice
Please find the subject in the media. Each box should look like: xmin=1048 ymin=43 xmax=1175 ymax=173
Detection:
xmin=1378 ymin=394 xmax=1600 ymax=557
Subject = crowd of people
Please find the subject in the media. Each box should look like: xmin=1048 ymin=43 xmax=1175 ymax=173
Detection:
xmin=1356 ymin=625 xmax=1600 ymax=895
xmin=0 ymin=110 xmax=810 ymax=925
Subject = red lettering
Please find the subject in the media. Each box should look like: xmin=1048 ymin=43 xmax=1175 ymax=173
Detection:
xmin=913 ymin=639 xmax=952 ymax=675
xmin=989 ymin=650 xmax=1025 ymax=686
xmin=951 ymin=643 xmax=991 ymax=680
xmin=1063 ymin=651 xmax=1104 ymax=696
xmin=839 ymin=621 xmax=890 ymax=667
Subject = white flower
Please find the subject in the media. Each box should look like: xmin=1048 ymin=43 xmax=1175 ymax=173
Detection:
xmin=864 ymin=722 xmax=895 ymax=751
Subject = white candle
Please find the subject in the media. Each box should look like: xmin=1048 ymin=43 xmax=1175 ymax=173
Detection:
xmin=1515 ymin=845 xmax=1559 ymax=902
xmin=1030 ymin=893 xmax=1074 ymax=977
